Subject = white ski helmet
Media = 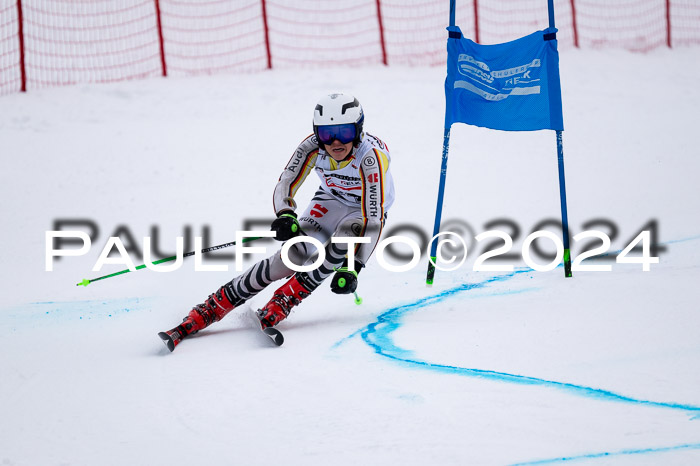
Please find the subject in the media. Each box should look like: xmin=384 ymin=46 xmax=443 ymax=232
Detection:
xmin=313 ymin=93 xmax=364 ymax=146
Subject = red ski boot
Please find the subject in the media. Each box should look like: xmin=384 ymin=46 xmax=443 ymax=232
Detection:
xmin=257 ymin=273 xmax=317 ymax=329
xmin=158 ymin=285 xmax=241 ymax=352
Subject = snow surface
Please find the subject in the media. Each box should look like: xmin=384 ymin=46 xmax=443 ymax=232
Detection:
xmin=1 ymin=48 xmax=700 ymax=465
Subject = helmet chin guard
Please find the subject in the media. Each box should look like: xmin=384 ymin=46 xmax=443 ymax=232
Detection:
xmin=313 ymin=93 xmax=364 ymax=146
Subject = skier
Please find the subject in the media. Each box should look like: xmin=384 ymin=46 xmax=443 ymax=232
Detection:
xmin=159 ymin=93 xmax=395 ymax=351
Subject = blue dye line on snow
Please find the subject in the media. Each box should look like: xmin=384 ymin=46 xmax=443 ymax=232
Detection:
xmin=332 ymin=269 xmax=528 ymax=349
xmin=1 ymin=297 xmax=154 ymax=327
xmin=29 ymin=297 xmax=149 ymax=307
xmin=664 ymin=233 xmax=700 ymax=245
xmin=335 ymin=234 xmax=700 ymax=464
xmin=511 ymin=442 xmax=700 ymax=465
xmin=345 ymin=269 xmax=700 ymax=414
xmin=337 ymin=234 xmax=700 ymax=414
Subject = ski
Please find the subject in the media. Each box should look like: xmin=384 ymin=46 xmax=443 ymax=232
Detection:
xmin=158 ymin=327 xmax=184 ymax=352
xmin=261 ymin=326 xmax=284 ymax=346
xmin=250 ymin=308 xmax=284 ymax=346
xmin=157 ymin=308 xmax=284 ymax=351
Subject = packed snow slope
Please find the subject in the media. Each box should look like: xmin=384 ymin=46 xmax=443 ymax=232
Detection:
xmin=1 ymin=48 xmax=700 ymax=465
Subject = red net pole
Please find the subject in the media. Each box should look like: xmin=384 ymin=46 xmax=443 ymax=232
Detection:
xmin=666 ymin=0 xmax=672 ymax=48
xmin=261 ymin=0 xmax=272 ymax=69
xmin=376 ymin=0 xmax=387 ymax=65
xmin=570 ymin=0 xmax=579 ymax=47
xmin=473 ymin=0 xmax=480 ymax=43
xmin=154 ymin=0 xmax=167 ymax=76
xmin=16 ymin=0 xmax=26 ymax=92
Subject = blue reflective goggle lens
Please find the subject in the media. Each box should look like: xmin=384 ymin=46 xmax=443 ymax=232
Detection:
xmin=316 ymin=124 xmax=356 ymax=145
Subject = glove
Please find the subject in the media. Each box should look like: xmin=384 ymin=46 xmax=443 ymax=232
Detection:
xmin=330 ymin=260 xmax=364 ymax=295
xmin=271 ymin=211 xmax=300 ymax=241
xmin=330 ymin=268 xmax=357 ymax=294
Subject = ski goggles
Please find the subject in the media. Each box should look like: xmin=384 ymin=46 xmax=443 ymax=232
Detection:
xmin=316 ymin=123 xmax=357 ymax=145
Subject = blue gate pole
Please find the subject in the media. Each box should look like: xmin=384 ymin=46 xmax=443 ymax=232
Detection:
xmin=426 ymin=0 xmax=457 ymax=285
xmin=549 ymin=0 xmax=573 ymax=277
xmin=426 ymin=128 xmax=452 ymax=285
xmin=556 ymin=131 xmax=572 ymax=277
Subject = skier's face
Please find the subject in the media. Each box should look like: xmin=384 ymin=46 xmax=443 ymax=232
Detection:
xmin=325 ymin=139 xmax=353 ymax=161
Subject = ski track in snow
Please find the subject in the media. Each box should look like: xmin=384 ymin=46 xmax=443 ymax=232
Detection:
xmin=334 ymin=234 xmax=700 ymax=464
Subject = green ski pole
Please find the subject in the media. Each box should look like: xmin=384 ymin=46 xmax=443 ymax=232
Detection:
xmin=76 ymin=236 xmax=262 ymax=287
xmin=353 ymin=291 xmax=363 ymax=305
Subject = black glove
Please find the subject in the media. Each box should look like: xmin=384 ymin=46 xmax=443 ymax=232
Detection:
xmin=330 ymin=260 xmax=364 ymax=295
xmin=271 ymin=211 xmax=300 ymax=241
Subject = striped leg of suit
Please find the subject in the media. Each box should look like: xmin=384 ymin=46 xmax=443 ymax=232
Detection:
xmin=224 ymin=233 xmax=347 ymax=303
xmin=254 ymin=238 xmax=348 ymax=329
xmin=224 ymin=240 xmax=312 ymax=302
xmin=307 ymin=239 xmax=348 ymax=285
